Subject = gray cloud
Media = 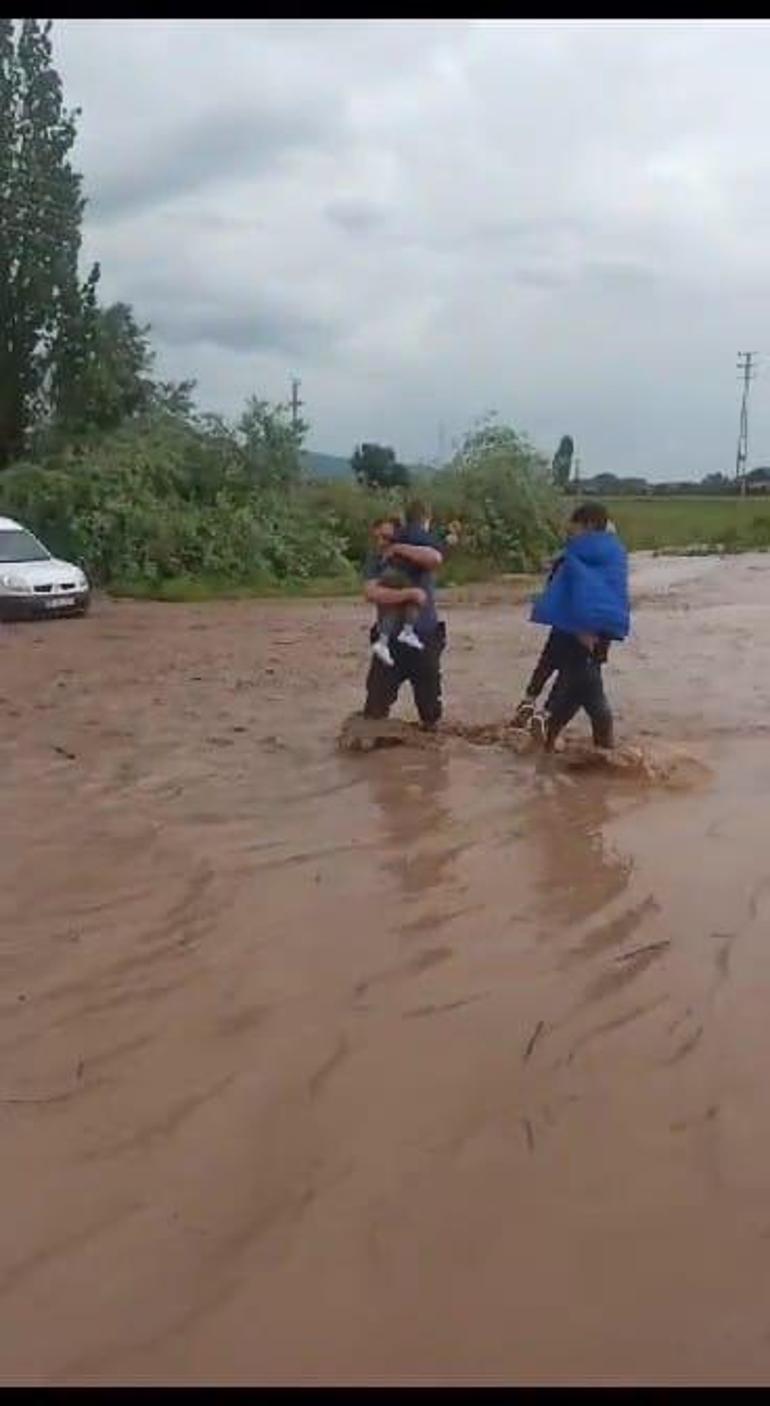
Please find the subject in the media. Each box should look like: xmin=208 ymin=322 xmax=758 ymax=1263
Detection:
xmin=580 ymin=259 xmax=660 ymax=289
xmin=325 ymin=199 xmax=389 ymax=235
xmin=473 ymin=216 xmax=588 ymax=247
xmin=153 ymin=299 xmax=337 ymax=358
xmin=54 ymin=19 xmax=770 ymax=478
xmin=90 ymin=101 xmax=342 ymax=221
xmin=511 ymin=266 xmax=570 ymax=290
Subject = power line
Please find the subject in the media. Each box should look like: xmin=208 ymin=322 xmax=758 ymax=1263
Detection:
xmin=735 ymin=351 xmax=759 ymax=495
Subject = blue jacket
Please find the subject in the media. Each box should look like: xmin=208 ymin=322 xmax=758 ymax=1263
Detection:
xmin=531 ymin=531 xmax=630 ymax=641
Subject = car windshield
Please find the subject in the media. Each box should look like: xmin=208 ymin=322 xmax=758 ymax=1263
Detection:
xmin=0 ymin=529 xmax=50 ymax=563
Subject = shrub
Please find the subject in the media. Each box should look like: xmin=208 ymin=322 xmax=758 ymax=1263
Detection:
xmin=0 ymin=410 xmax=562 ymax=593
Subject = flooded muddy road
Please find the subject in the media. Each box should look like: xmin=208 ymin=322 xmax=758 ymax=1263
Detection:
xmin=2 ymin=553 xmax=770 ymax=1385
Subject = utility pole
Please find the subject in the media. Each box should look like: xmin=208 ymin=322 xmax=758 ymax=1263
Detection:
xmin=573 ymin=451 xmax=581 ymax=492
xmin=290 ymin=377 xmax=304 ymax=433
xmin=735 ymin=352 xmax=758 ymax=495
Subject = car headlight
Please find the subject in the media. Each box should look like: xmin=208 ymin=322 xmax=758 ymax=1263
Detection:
xmin=0 ymin=573 xmax=32 ymax=592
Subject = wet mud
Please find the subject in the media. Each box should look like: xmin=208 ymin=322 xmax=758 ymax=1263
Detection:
xmin=2 ymin=554 xmax=770 ymax=1384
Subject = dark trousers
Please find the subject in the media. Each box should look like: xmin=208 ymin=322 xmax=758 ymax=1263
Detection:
xmin=544 ymin=636 xmax=614 ymax=748
xmin=526 ymin=628 xmax=567 ymax=697
xmin=364 ymin=623 xmax=446 ymax=728
xmin=527 ymin=627 xmax=610 ymax=699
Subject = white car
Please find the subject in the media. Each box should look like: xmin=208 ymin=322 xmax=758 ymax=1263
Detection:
xmin=0 ymin=517 xmax=90 ymax=620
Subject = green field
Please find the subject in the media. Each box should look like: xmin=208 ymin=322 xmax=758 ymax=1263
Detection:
xmin=603 ymin=496 xmax=770 ymax=553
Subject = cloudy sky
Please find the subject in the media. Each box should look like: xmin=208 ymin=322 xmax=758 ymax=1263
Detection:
xmin=54 ymin=18 xmax=770 ymax=479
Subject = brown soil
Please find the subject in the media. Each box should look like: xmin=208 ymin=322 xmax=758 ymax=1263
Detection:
xmin=2 ymin=553 xmax=770 ymax=1385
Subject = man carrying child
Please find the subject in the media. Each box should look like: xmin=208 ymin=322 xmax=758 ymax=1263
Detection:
xmin=362 ymin=502 xmax=446 ymax=731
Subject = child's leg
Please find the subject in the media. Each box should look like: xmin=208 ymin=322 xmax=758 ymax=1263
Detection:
xmin=372 ymin=566 xmax=413 ymax=664
xmin=513 ymin=630 xmax=565 ymax=727
xmin=376 ymin=565 xmax=424 ymax=652
xmin=393 ymin=589 xmax=423 ymax=651
xmin=377 ymin=610 xmax=399 ymax=637
xmin=526 ymin=629 xmax=561 ymax=699
xmin=397 ymin=602 xmax=424 ymax=650
xmin=376 ymin=567 xmax=411 ymax=635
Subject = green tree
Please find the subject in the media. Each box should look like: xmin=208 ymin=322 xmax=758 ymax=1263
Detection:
xmin=151 ymin=376 xmax=197 ymax=421
xmin=431 ymin=417 xmax=560 ymax=571
xmin=552 ymin=434 xmax=574 ymax=489
xmin=351 ymin=442 xmax=410 ymax=489
xmin=237 ymin=394 xmax=306 ymax=490
xmin=587 ymin=472 xmax=620 ymax=495
xmin=52 ymin=300 xmax=157 ymax=441
xmin=0 ymin=18 xmax=97 ymax=466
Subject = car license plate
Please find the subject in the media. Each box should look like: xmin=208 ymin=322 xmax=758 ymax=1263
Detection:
xmin=45 ymin=597 xmax=70 ymax=609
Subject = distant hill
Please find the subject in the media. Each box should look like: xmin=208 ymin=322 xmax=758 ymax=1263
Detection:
xmin=302 ymin=450 xmax=351 ymax=480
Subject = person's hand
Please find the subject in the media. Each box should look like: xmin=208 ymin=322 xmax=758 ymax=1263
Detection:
xmin=578 ymin=632 xmax=598 ymax=651
xmin=408 ymin=587 xmax=427 ymax=607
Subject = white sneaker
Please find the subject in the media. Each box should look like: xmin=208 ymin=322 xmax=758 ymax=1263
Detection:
xmin=511 ymin=698 xmax=535 ymax=730
xmin=397 ymin=624 xmax=424 ymax=651
xmin=372 ymin=637 xmax=395 ymax=667
xmin=529 ymin=709 xmax=548 ymax=746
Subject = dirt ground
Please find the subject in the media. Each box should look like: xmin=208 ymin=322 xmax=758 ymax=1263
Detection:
xmin=3 ymin=553 xmax=770 ymax=1386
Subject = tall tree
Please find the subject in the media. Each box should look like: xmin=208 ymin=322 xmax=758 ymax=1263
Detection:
xmin=351 ymin=442 xmax=410 ymax=489
xmin=52 ymin=300 xmax=157 ymax=439
xmin=552 ymin=434 xmax=574 ymax=490
xmin=0 ymin=18 xmax=97 ymax=466
xmin=38 ymin=290 xmax=199 ymax=456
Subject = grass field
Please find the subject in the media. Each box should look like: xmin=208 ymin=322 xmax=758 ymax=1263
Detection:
xmin=603 ymin=496 xmax=770 ymax=552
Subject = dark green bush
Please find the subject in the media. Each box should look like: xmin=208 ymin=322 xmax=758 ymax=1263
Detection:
xmin=0 ymin=411 xmax=562 ymax=594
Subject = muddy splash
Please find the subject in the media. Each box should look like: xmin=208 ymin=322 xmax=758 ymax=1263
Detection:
xmin=339 ymin=711 xmax=711 ymax=790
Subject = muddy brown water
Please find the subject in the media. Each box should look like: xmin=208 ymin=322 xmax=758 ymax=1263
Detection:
xmin=2 ymin=554 xmax=770 ymax=1385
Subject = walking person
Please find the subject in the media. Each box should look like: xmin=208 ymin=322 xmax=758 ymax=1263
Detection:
xmin=362 ymin=507 xmax=446 ymax=730
xmin=526 ymin=501 xmax=630 ymax=751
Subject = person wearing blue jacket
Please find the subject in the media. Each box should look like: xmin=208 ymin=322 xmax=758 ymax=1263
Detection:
xmin=523 ymin=502 xmax=630 ymax=751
